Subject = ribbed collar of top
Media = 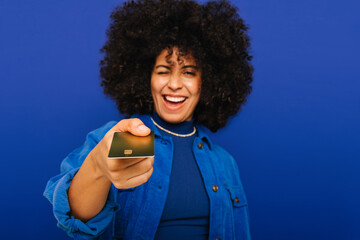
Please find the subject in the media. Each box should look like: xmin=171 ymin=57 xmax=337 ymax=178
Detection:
xmin=151 ymin=111 xmax=195 ymax=136
xmin=131 ymin=114 xmax=213 ymax=150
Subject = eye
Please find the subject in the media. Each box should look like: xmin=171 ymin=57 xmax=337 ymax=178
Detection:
xmin=158 ymin=71 xmax=169 ymax=75
xmin=184 ymin=71 xmax=196 ymax=76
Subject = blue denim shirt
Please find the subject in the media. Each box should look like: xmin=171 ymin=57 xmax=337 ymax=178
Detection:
xmin=44 ymin=114 xmax=251 ymax=240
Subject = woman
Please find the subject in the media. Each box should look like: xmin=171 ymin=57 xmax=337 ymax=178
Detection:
xmin=44 ymin=0 xmax=253 ymax=239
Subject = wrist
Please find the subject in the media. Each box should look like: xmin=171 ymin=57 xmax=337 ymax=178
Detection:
xmin=86 ymin=152 xmax=109 ymax=183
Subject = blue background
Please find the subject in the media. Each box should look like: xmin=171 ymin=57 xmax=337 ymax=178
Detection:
xmin=1 ymin=0 xmax=359 ymax=239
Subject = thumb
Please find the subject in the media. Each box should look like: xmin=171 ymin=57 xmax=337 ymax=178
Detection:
xmin=135 ymin=123 xmax=151 ymax=136
xmin=116 ymin=118 xmax=151 ymax=136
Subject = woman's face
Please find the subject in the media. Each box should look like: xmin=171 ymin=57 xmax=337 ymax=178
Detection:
xmin=151 ymin=48 xmax=201 ymax=124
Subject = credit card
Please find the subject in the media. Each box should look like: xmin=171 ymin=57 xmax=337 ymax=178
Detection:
xmin=108 ymin=131 xmax=155 ymax=159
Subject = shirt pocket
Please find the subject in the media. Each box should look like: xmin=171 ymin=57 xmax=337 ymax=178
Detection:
xmin=225 ymin=185 xmax=248 ymax=207
xmin=225 ymin=185 xmax=251 ymax=240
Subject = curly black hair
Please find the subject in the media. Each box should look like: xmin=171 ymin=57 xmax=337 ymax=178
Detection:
xmin=100 ymin=0 xmax=253 ymax=132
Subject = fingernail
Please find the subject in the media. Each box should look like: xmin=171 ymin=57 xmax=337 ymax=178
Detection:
xmin=139 ymin=125 xmax=148 ymax=132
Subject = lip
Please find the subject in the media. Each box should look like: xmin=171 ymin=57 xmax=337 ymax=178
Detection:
xmin=161 ymin=94 xmax=187 ymax=111
xmin=163 ymin=94 xmax=187 ymax=98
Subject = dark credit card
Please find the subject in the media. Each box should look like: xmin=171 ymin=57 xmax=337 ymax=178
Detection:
xmin=108 ymin=131 xmax=155 ymax=159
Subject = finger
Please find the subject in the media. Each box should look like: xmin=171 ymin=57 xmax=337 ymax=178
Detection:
xmin=110 ymin=158 xmax=153 ymax=188
xmin=124 ymin=157 xmax=154 ymax=178
xmin=125 ymin=167 xmax=154 ymax=188
xmin=125 ymin=157 xmax=154 ymax=169
xmin=103 ymin=118 xmax=151 ymax=149
xmin=107 ymin=157 xmax=147 ymax=170
xmin=114 ymin=118 xmax=151 ymax=136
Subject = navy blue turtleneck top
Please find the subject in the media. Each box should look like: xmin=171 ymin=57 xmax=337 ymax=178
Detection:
xmin=152 ymin=112 xmax=210 ymax=240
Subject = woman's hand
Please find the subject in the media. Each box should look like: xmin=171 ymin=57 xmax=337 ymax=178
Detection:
xmin=89 ymin=118 xmax=154 ymax=189
xmin=68 ymin=118 xmax=154 ymax=221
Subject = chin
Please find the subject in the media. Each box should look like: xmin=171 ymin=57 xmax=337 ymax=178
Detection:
xmin=163 ymin=116 xmax=185 ymax=124
xmin=159 ymin=112 xmax=191 ymax=124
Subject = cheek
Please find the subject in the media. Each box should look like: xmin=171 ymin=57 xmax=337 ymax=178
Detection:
xmin=193 ymin=79 xmax=202 ymax=96
xmin=153 ymin=79 xmax=171 ymax=98
xmin=150 ymin=77 xmax=160 ymax=95
xmin=184 ymin=77 xmax=201 ymax=94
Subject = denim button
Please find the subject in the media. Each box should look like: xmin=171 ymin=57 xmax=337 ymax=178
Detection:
xmin=212 ymin=185 xmax=218 ymax=192
xmin=198 ymin=142 xmax=203 ymax=149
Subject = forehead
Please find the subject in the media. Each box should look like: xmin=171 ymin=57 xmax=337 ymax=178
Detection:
xmin=155 ymin=48 xmax=197 ymax=66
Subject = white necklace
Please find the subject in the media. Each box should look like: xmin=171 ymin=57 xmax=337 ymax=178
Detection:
xmin=150 ymin=117 xmax=196 ymax=137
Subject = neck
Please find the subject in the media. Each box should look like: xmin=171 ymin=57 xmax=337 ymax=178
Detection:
xmin=151 ymin=112 xmax=194 ymax=135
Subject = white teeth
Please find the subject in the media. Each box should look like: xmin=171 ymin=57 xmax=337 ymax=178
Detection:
xmin=164 ymin=96 xmax=186 ymax=103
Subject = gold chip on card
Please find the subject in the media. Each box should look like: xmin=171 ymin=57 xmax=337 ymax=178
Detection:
xmin=124 ymin=149 xmax=133 ymax=155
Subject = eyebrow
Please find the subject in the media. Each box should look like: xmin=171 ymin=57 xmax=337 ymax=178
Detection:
xmin=182 ymin=65 xmax=199 ymax=70
xmin=155 ymin=65 xmax=198 ymax=70
xmin=155 ymin=65 xmax=171 ymax=69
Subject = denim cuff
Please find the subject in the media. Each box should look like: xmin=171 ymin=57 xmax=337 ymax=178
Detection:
xmin=47 ymin=168 xmax=119 ymax=239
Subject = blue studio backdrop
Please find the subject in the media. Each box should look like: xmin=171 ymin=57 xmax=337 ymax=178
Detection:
xmin=0 ymin=0 xmax=359 ymax=239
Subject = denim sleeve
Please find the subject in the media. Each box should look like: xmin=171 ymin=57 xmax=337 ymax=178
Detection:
xmin=43 ymin=121 xmax=118 ymax=239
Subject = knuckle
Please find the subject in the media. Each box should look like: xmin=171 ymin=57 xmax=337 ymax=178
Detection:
xmin=131 ymin=118 xmax=141 ymax=124
xmin=129 ymin=118 xmax=142 ymax=128
xmin=145 ymin=167 xmax=153 ymax=179
xmin=134 ymin=168 xmax=153 ymax=187
xmin=113 ymin=178 xmax=127 ymax=188
xmin=138 ymin=175 xmax=148 ymax=185
xmin=108 ymin=172 xmax=116 ymax=181
xmin=109 ymin=171 xmax=121 ymax=181
xmin=121 ymin=118 xmax=131 ymax=124
xmin=144 ymin=159 xmax=152 ymax=169
xmin=107 ymin=161 xmax=117 ymax=171
xmin=115 ymin=119 xmax=126 ymax=129
xmin=116 ymin=119 xmax=131 ymax=130
xmin=113 ymin=182 xmax=124 ymax=189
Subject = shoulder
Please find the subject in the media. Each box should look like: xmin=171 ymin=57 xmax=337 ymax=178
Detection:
xmin=196 ymin=125 xmax=234 ymax=161
xmin=213 ymin=142 xmax=243 ymax=186
xmin=196 ymin=125 xmax=243 ymax=185
xmin=86 ymin=121 xmax=118 ymax=142
xmin=212 ymin=143 xmax=232 ymax=158
xmin=60 ymin=121 xmax=118 ymax=172
xmin=212 ymin=143 xmax=238 ymax=172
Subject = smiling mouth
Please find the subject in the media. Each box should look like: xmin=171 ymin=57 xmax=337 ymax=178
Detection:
xmin=163 ymin=95 xmax=187 ymax=103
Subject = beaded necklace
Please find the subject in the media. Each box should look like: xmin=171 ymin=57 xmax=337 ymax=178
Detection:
xmin=150 ymin=117 xmax=196 ymax=137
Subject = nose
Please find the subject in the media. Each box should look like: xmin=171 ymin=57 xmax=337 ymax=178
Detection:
xmin=167 ymin=73 xmax=183 ymax=90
